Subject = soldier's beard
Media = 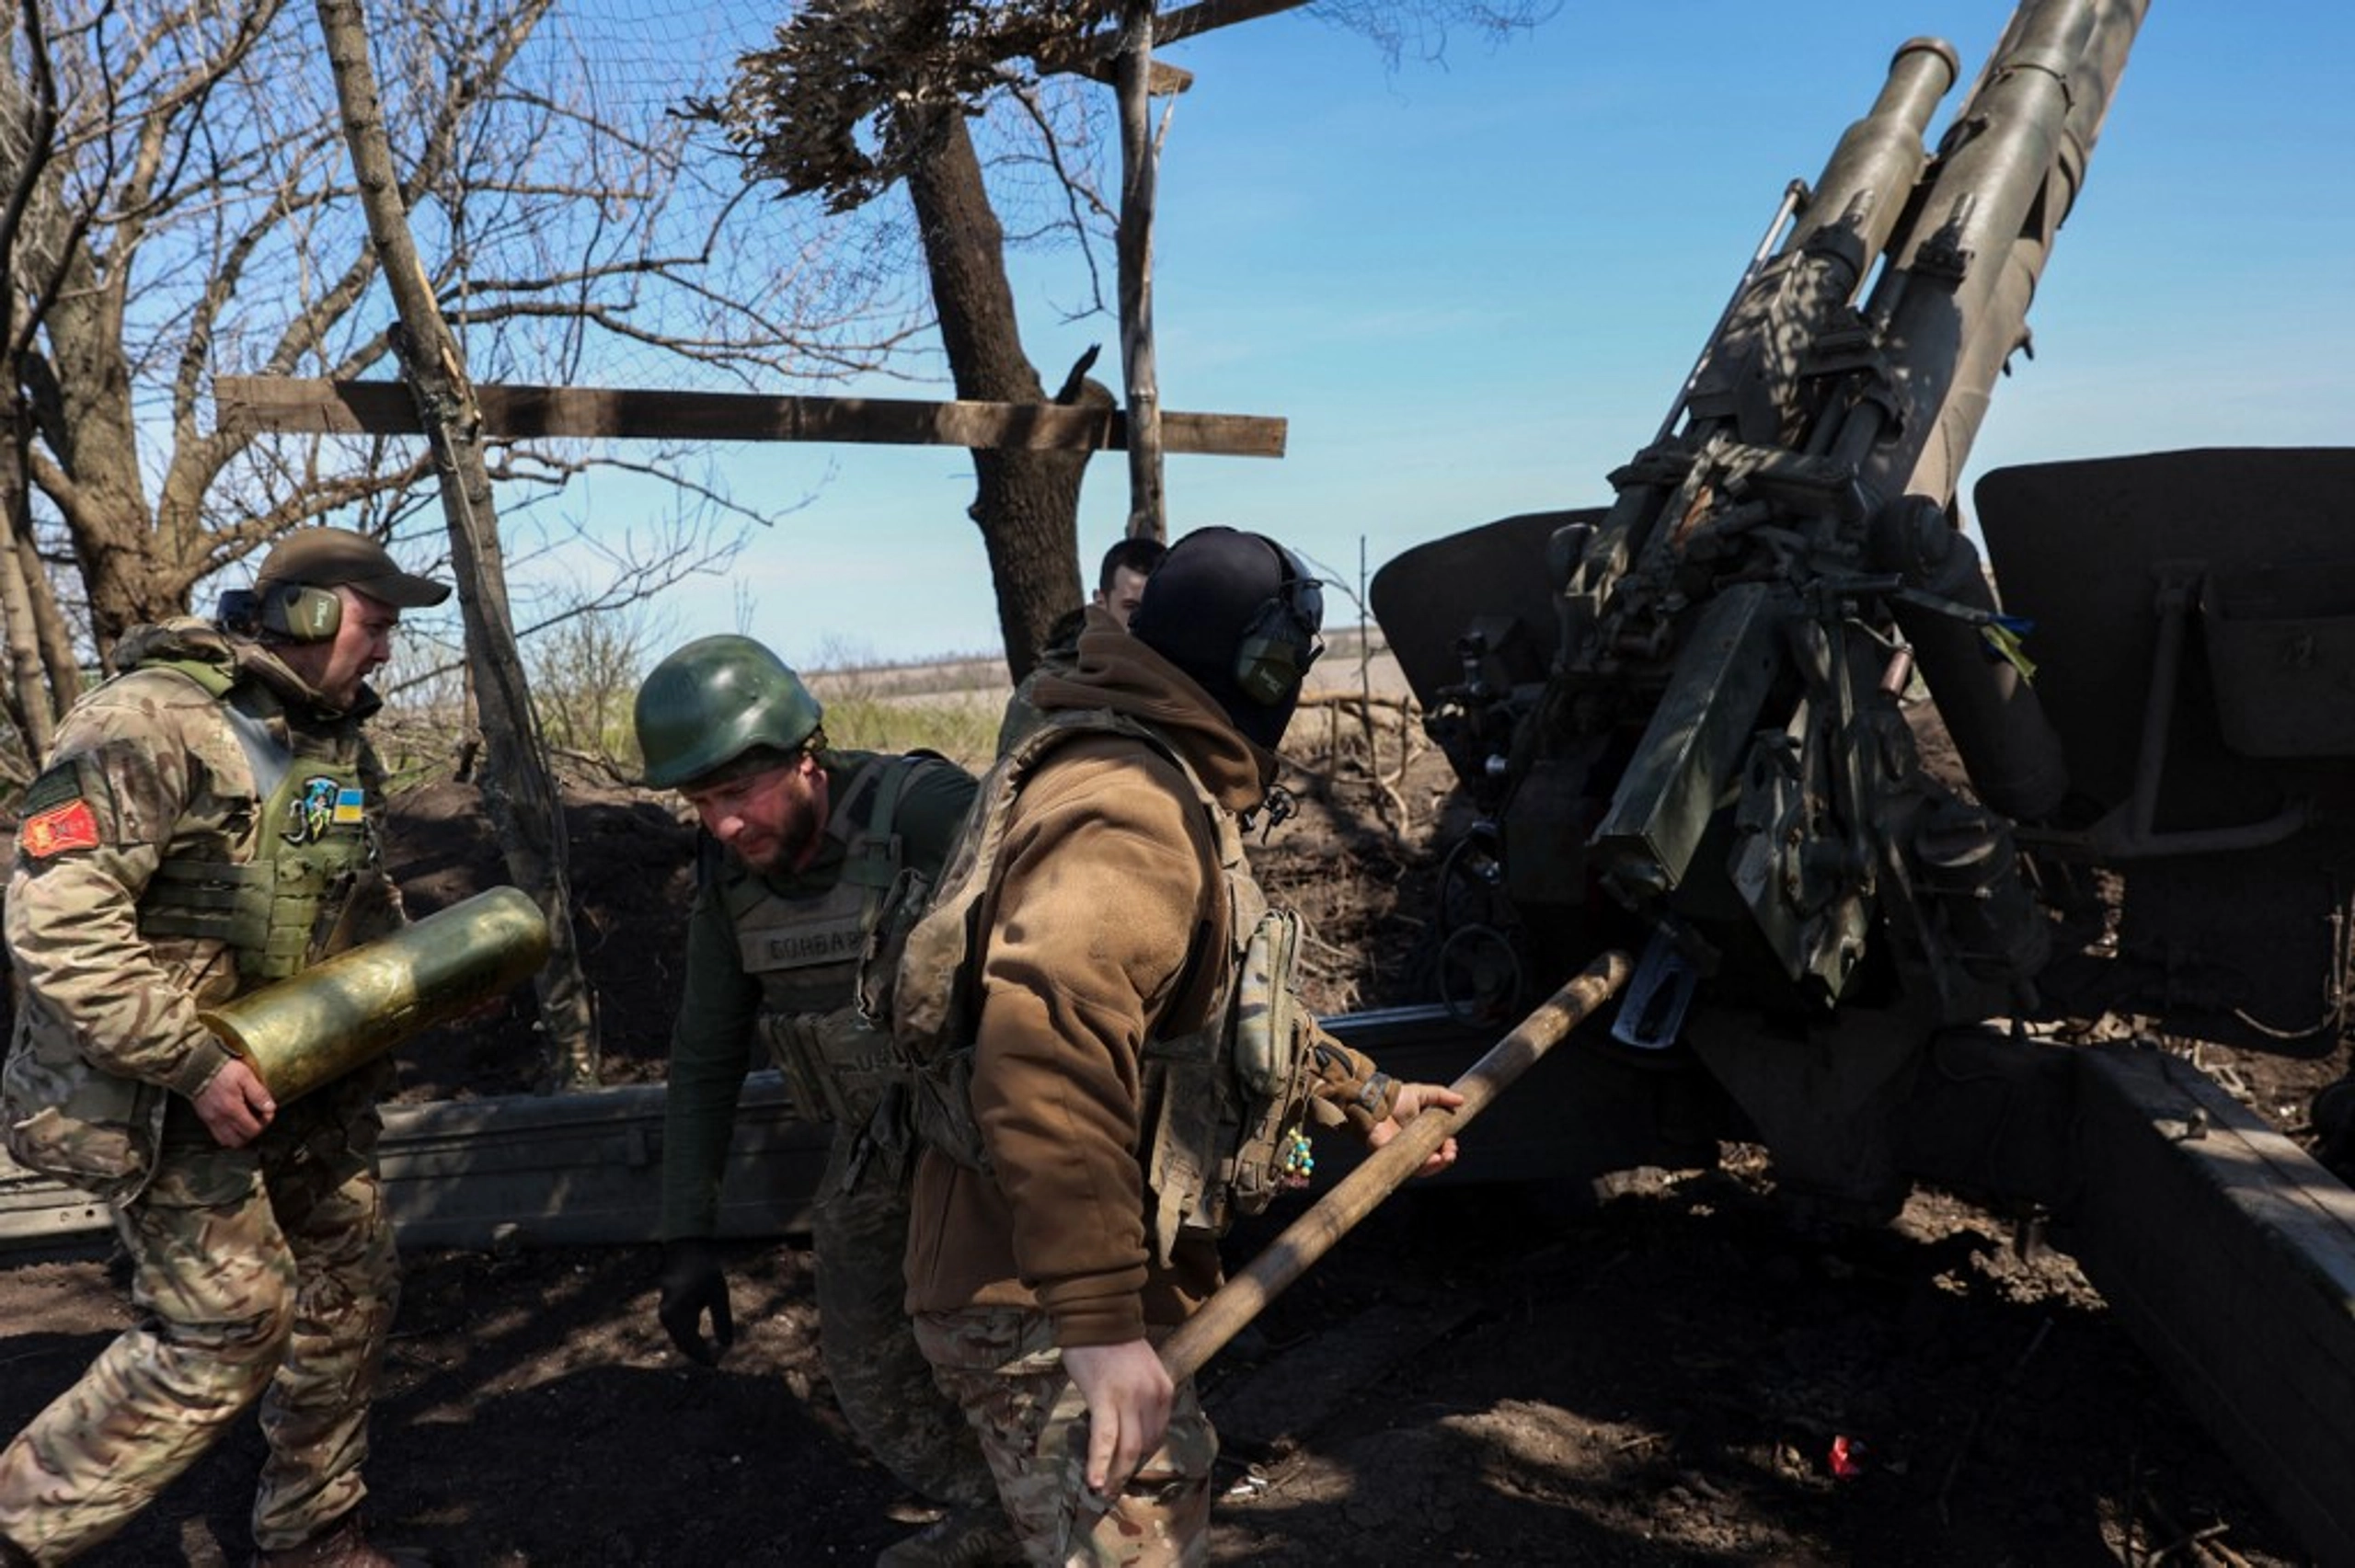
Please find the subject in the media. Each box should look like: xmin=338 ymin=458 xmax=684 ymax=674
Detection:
xmin=729 ymin=820 xmax=818 ymax=876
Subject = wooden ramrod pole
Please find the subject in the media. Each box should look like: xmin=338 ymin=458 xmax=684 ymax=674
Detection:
xmin=1160 ymin=949 xmax=1633 ymax=1382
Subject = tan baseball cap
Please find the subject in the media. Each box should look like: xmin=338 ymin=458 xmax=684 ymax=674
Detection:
xmin=255 ymin=528 xmax=451 ymax=609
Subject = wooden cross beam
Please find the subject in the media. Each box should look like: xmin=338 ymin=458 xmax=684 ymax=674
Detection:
xmin=213 ymin=377 xmax=1286 ymax=458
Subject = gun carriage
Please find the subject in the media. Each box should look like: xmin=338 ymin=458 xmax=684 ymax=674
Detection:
xmin=1368 ymin=2 xmax=2355 ymax=1557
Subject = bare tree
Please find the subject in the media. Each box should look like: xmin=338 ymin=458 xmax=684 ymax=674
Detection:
xmin=2 ymin=0 xmax=929 ymax=1083
xmin=0 ymin=0 xmax=922 ymax=720
xmin=708 ymin=0 xmax=1551 ymax=677
xmin=717 ymin=4 xmax=1125 ymax=678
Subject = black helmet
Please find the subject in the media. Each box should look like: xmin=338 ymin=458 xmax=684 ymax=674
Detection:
xmin=634 ymin=635 xmax=822 ymax=789
xmin=1130 ymin=526 xmax=1322 ymax=749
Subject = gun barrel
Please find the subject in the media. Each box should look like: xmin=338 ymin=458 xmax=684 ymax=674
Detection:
xmin=1678 ymin=36 xmax=1959 ymax=450
xmin=1838 ymin=0 xmax=2147 ymax=822
xmin=1845 ymin=0 xmax=2152 ymax=502
xmin=1580 ymin=34 xmax=1967 ymax=629
xmin=1789 ymin=36 xmax=1962 ymax=267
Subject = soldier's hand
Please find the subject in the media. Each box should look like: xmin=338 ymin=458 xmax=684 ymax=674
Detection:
xmin=1367 ymin=1082 xmax=1464 ymax=1177
xmin=1062 ymin=1337 xmax=1172 ymax=1497
xmin=192 ymin=1058 xmax=276 ymax=1149
xmin=656 ymin=1238 xmax=734 ymax=1366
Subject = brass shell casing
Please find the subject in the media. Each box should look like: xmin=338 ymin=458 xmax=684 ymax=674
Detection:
xmin=200 ymin=886 xmax=551 ymax=1103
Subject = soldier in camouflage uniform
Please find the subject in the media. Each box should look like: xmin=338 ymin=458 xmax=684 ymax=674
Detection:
xmin=0 ymin=529 xmax=450 ymax=1568
xmin=902 ymin=528 xmax=1463 ymax=1566
xmin=631 ymin=636 xmax=1012 ymax=1568
xmin=994 ymin=537 xmax=1164 ymax=758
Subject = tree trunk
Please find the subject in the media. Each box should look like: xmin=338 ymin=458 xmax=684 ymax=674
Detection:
xmin=0 ymin=424 xmax=62 ymax=761
xmin=902 ymin=110 xmax=1108 ymax=682
xmin=21 ymin=253 xmax=163 ymax=660
xmin=315 ymin=0 xmax=601 ymax=1090
xmin=12 ymin=511 xmax=78 ymax=717
xmin=1115 ymin=0 xmax=1166 ymax=543
xmin=0 ymin=498 xmax=48 ymax=763
xmin=0 ymin=2 xmax=69 ymax=750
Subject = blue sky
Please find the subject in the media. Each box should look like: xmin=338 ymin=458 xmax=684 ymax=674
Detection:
xmin=586 ymin=3 xmax=2355 ymax=668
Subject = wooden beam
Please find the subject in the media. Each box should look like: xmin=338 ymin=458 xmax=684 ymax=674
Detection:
xmin=1044 ymin=0 xmax=1316 ymax=86
xmin=213 ymin=377 xmax=1286 ymax=459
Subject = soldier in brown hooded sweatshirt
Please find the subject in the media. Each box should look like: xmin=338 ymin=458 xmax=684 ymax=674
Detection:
xmin=902 ymin=526 xmax=1463 ymax=1566
xmin=0 ymin=529 xmax=447 ymax=1568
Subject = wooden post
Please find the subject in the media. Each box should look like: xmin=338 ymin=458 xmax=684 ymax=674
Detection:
xmin=1114 ymin=0 xmax=1166 ymax=541
xmin=315 ymin=0 xmax=601 ymax=1089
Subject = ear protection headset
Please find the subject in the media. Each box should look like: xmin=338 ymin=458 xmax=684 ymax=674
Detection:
xmin=258 ymin=582 xmax=344 ymax=642
xmin=1233 ymin=543 xmax=1324 ymax=707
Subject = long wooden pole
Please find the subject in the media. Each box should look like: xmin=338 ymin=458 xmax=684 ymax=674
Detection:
xmin=1160 ymin=950 xmax=1633 ymax=1381
xmin=1114 ymin=0 xmax=1166 ymax=540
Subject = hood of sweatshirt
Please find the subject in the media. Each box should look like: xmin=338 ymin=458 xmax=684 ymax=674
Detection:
xmin=1028 ymin=604 xmax=1273 ymax=816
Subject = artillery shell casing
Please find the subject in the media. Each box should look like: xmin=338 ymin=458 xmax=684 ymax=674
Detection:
xmin=199 ymin=886 xmax=551 ymax=1103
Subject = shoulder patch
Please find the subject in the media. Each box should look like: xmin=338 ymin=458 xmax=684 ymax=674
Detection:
xmin=19 ymin=797 xmax=101 ymax=858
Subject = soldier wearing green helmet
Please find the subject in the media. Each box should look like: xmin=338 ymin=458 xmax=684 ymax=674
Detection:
xmin=631 ymin=635 xmax=1010 ymax=1568
xmin=634 ymin=635 xmax=826 ymax=790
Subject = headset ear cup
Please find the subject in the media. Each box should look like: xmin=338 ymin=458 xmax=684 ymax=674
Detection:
xmin=260 ymin=584 xmax=343 ymax=642
xmin=1233 ymin=593 xmax=1316 ymax=707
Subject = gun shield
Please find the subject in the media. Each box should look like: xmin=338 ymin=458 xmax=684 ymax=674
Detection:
xmin=199 ymin=886 xmax=552 ymax=1103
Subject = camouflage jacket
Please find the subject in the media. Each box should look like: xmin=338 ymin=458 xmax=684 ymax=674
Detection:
xmin=2 ymin=618 xmax=399 ymax=1201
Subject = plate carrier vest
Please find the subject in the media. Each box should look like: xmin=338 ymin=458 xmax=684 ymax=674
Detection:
xmin=132 ymin=658 xmax=386 ymax=981
xmin=865 ymin=709 xmax=1316 ymax=1265
xmin=718 ymin=751 xmax=946 ymax=1127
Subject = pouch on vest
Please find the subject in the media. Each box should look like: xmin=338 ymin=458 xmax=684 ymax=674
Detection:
xmin=734 ymin=751 xmax=936 ymax=1123
xmin=763 ymin=1011 xmax=844 ymax=1124
xmin=865 ymin=861 xmax=993 ymax=1173
xmin=1143 ymin=904 xmax=1316 ymax=1260
xmin=1224 ymin=905 xmax=1317 ymax=1217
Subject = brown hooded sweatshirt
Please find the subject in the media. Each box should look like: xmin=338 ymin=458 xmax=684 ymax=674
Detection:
xmin=903 ymin=607 xmax=1327 ymax=1348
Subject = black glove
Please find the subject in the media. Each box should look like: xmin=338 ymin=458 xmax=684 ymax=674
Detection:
xmin=656 ymin=1238 xmax=734 ymax=1366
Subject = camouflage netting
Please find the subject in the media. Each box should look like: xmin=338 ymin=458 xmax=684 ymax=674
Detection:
xmin=718 ymin=0 xmax=1119 ymax=210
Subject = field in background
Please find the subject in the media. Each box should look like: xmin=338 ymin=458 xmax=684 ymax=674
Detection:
xmin=806 ymin=627 xmax=1406 ymax=773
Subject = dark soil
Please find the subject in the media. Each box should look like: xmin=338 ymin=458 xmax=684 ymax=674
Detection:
xmin=0 ymin=734 xmax=2340 ymax=1566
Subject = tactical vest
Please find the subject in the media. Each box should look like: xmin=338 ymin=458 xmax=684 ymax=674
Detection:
xmin=720 ymin=752 xmax=938 ymax=1126
xmin=869 ymin=709 xmax=1317 ymax=1265
xmin=132 ymin=660 xmax=387 ymax=982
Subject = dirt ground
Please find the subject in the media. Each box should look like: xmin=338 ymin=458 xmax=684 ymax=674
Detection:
xmin=0 ymin=718 xmax=2341 ymax=1566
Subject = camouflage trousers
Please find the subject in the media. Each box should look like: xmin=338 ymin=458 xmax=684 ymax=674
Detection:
xmin=0 ymin=1100 xmax=398 ymax=1564
xmin=814 ymin=1090 xmax=994 ymax=1508
xmin=913 ymin=1307 xmax=1216 ymax=1568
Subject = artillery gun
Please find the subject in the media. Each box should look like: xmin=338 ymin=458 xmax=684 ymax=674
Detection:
xmin=1369 ymin=0 xmax=2355 ymax=1557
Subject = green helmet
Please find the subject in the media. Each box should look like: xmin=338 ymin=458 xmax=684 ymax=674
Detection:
xmin=634 ymin=635 xmax=822 ymax=789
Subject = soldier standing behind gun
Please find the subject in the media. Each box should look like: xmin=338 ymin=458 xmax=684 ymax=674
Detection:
xmin=901 ymin=527 xmax=1464 ymax=1565
xmin=631 ymin=635 xmax=1013 ymax=1568
xmin=995 ymin=536 xmax=1165 ymax=757
xmin=0 ymin=529 xmax=449 ymax=1568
